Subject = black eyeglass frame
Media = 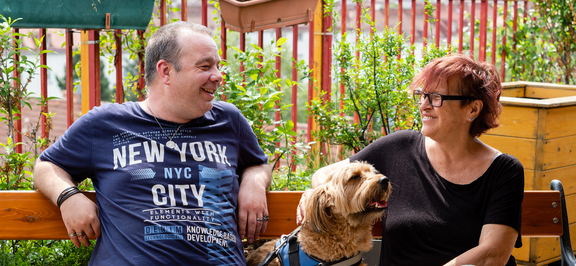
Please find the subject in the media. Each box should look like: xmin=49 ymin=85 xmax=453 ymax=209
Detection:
xmin=413 ymin=90 xmax=477 ymax=107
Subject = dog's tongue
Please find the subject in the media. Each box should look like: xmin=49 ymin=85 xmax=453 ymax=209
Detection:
xmin=370 ymin=200 xmax=387 ymax=208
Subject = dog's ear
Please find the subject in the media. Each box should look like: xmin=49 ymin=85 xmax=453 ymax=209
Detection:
xmin=304 ymin=187 xmax=333 ymax=234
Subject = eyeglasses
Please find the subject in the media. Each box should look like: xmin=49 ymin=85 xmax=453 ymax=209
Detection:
xmin=413 ymin=90 xmax=476 ymax=107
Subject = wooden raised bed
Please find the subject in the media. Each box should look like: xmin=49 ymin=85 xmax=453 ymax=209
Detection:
xmin=478 ymin=81 xmax=576 ymax=265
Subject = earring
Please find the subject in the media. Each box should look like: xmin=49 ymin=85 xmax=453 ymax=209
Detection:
xmin=468 ymin=117 xmax=475 ymax=121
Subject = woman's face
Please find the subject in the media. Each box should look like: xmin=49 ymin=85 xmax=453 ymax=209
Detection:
xmin=419 ymin=81 xmax=473 ymax=141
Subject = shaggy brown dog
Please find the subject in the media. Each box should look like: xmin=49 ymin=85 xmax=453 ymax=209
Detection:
xmin=246 ymin=161 xmax=391 ymax=266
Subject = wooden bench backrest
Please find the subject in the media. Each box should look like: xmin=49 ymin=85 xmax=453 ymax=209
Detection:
xmin=0 ymin=190 xmax=563 ymax=240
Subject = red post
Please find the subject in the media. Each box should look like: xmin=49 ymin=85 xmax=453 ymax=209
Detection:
xmin=435 ymin=0 xmax=441 ymax=47
xmin=491 ymin=0 xmax=497 ymax=65
xmin=322 ymin=2 xmax=333 ymax=159
xmin=423 ymin=4 xmax=428 ymax=49
xmin=501 ymin=1 xmax=508 ymax=80
xmin=88 ymin=30 xmax=101 ymax=109
xmin=115 ymin=30 xmax=123 ymax=104
xmin=511 ymin=0 xmax=518 ymax=80
xmin=291 ymin=25 xmax=298 ymax=170
xmin=275 ymin=28 xmax=282 ymax=123
xmin=512 ymin=1 xmax=518 ymax=51
xmin=384 ymin=0 xmax=389 ymax=28
xmin=322 ymin=13 xmax=332 ymax=103
xmin=220 ymin=19 xmax=227 ymax=61
xmin=240 ymin=33 xmax=245 ymax=74
xmin=354 ymin=1 xmax=360 ymax=125
xmin=370 ymin=0 xmax=376 ymax=36
xmin=292 ymin=26 xmax=298 ymax=128
xmin=202 ymin=0 xmax=208 ymax=26
xmin=160 ymin=0 xmax=166 ymax=26
xmin=138 ymin=30 xmax=145 ymax=101
xmin=341 ymin=0 xmax=346 ymax=113
xmin=448 ymin=0 xmax=453 ymax=49
xmin=220 ymin=20 xmax=227 ymax=101
xmin=411 ymin=0 xmax=416 ymax=49
xmin=470 ymin=0 xmax=475 ymax=59
xmin=258 ymin=30 xmax=264 ymax=62
xmin=523 ymin=1 xmax=529 ymax=23
xmin=258 ymin=31 xmax=264 ymax=48
xmin=66 ymin=30 xmax=74 ymax=127
xmin=181 ymin=0 xmax=188 ymax=21
xmin=479 ymin=0 xmax=488 ymax=61
xmin=307 ymin=18 xmax=314 ymax=144
xmin=12 ymin=28 xmax=22 ymax=153
xmin=458 ymin=0 xmax=464 ymax=53
xmin=275 ymin=28 xmax=282 ymax=169
xmin=397 ymin=0 xmax=402 ymax=38
xmin=40 ymin=29 xmax=48 ymax=143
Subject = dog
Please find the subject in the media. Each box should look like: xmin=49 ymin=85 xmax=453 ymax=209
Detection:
xmin=246 ymin=161 xmax=391 ymax=266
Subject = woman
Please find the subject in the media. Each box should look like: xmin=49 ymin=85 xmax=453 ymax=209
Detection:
xmin=297 ymin=54 xmax=524 ymax=266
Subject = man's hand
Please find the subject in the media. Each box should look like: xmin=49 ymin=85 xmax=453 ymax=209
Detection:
xmin=237 ymin=164 xmax=271 ymax=243
xmin=60 ymin=193 xmax=101 ymax=248
xmin=33 ymin=159 xmax=101 ymax=248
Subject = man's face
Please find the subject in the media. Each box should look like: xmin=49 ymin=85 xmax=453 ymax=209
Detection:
xmin=167 ymin=31 xmax=222 ymax=121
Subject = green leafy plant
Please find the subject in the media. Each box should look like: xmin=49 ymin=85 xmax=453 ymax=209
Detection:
xmin=218 ymin=38 xmax=312 ymax=175
xmin=0 ymin=14 xmax=95 ymax=266
xmin=499 ymin=0 xmax=576 ymax=84
xmin=310 ymin=26 xmax=448 ymax=153
xmin=0 ymin=15 xmax=56 ymax=190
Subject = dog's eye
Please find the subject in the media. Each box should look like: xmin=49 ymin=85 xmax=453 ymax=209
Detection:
xmin=350 ymin=175 xmax=361 ymax=180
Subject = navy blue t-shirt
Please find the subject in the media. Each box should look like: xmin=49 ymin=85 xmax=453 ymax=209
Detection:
xmin=350 ymin=130 xmax=524 ymax=266
xmin=40 ymin=101 xmax=268 ymax=266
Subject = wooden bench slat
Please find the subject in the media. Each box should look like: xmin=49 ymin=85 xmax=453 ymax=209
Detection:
xmin=521 ymin=190 xmax=562 ymax=236
xmin=259 ymin=191 xmax=303 ymax=239
xmin=0 ymin=190 xmax=564 ymax=240
xmin=0 ymin=191 xmax=96 ymax=240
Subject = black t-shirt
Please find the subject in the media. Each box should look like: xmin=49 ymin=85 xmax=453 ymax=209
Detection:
xmin=350 ymin=130 xmax=524 ymax=266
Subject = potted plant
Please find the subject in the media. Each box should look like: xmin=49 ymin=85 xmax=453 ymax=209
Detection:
xmin=219 ymin=0 xmax=318 ymax=33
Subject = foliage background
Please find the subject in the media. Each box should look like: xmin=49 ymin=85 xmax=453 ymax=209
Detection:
xmin=1 ymin=0 xmax=574 ymax=264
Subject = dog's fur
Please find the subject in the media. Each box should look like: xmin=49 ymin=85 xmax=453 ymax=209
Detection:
xmin=246 ymin=161 xmax=391 ymax=266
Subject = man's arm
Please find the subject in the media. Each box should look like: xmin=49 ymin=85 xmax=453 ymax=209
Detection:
xmin=237 ymin=163 xmax=271 ymax=243
xmin=443 ymin=224 xmax=518 ymax=266
xmin=33 ymin=159 xmax=101 ymax=248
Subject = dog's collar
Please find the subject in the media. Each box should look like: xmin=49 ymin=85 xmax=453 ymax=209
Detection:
xmin=276 ymin=237 xmax=363 ymax=266
xmin=257 ymin=226 xmax=364 ymax=266
xmin=321 ymin=252 xmax=363 ymax=266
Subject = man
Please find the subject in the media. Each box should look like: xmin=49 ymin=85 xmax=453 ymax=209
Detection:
xmin=33 ymin=21 xmax=271 ymax=265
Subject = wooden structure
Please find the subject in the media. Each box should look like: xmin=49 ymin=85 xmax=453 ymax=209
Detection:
xmin=479 ymin=82 xmax=576 ymax=265
xmin=1 ymin=181 xmax=575 ymax=265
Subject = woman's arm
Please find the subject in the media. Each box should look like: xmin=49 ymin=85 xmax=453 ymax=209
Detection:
xmin=443 ymin=224 xmax=518 ymax=266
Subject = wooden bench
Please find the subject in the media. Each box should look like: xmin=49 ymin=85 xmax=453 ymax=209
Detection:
xmin=1 ymin=180 xmax=574 ymax=265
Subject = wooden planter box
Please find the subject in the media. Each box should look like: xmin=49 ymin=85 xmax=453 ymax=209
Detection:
xmin=478 ymin=81 xmax=576 ymax=265
xmin=219 ymin=0 xmax=318 ymax=33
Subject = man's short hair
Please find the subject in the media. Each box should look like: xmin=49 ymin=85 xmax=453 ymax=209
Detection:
xmin=144 ymin=21 xmax=213 ymax=85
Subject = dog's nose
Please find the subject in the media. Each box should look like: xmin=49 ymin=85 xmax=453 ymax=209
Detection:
xmin=379 ymin=176 xmax=389 ymax=189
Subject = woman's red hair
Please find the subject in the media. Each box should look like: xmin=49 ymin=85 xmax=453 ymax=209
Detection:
xmin=410 ymin=53 xmax=502 ymax=137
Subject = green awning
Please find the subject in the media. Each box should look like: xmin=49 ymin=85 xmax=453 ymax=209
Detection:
xmin=0 ymin=0 xmax=155 ymax=30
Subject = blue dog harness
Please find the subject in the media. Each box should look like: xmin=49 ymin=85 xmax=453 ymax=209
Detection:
xmin=257 ymin=227 xmax=364 ymax=266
